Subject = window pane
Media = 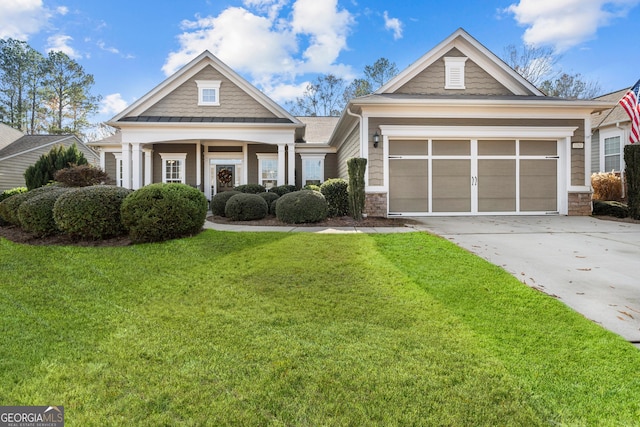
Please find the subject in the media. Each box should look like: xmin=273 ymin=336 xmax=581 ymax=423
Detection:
xmin=261 ymin=159 xmax=278 ymax=180
xmin=202 ymin=88 xmax=217 ymax=103
xmin=304 ymin=159 xmax=322 ymax=181
xmin=165 ymin=159 xmax=182 ymax=182
xmin=604 ymin=136 xmax=620 ymax=155
xmin=604 ymin=155 xmax=620 ymax=171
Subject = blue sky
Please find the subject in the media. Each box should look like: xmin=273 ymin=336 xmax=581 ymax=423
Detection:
xmin=2 ymin=0 xmax=639 ymax=126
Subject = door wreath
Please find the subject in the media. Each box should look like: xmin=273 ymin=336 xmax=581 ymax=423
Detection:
xmin=217 ymin=168 xmax=233 ymax=186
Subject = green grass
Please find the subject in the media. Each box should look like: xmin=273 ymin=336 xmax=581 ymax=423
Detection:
xmin=1 ymin=231 xmax=639 ymax=426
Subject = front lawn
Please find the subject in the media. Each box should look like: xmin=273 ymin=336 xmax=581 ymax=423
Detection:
xmin=1 ymin=231 xmax=639 ymax=425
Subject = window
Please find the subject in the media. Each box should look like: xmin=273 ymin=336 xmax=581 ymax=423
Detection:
xmin=257 ymin=154 xmax=278 ymax=189
xmin=196 ymin=80 xmax=221 ymax=106
xmin=114 ymin=153 xmax=123 ymax=187
xmin=301 ymin=154 xmax=325 ymax=186
xmin=444 ymin=57 xmax=467 ymax=90
xmin=604 ymin=136 xmax=621 ymax=172
xmin=160 ymin=153 xmax=187 ymax=183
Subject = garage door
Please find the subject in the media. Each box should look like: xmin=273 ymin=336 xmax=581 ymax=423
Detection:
xmin=388 ymin=138 xmax=558 ymax=215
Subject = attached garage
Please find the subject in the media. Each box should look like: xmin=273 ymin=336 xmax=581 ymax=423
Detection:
xmin=383 ymin=126 xmax=576 ymax=216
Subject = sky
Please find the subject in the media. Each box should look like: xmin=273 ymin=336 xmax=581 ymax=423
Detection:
xmin=1 ymin=0 xmax=639 ymax=127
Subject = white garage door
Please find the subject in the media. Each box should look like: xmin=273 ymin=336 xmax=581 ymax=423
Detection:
xmin=388 ymin=138 xmax=558 ymax=215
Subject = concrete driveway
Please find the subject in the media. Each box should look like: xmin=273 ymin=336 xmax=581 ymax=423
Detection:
xmin=409 ymin=216 xmax=640 ymax=343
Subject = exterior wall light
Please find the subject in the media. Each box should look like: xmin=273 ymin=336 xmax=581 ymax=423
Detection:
xmin=373 ymin=131 xmax=380 ymax=148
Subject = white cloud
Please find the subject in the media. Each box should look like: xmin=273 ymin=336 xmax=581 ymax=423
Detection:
xmin=263 ymin=81 xmax=309 ymax=104
xmin=506 ymin=0 xmax=640 ymax=51
xmin=100 ymin=93 xmax=129 ymax=116
xmin=0 ymin=0 xmax=51 ymax=40
xmin=46 ymin=34 xmax=81 ymax=59
xmin=383 ymin=11 xmax=403 ymax=40
xmin=56 ymin=6 xmax=69 ymax=15
xmin=162 ymin=0 xmax=355 ymax=100
xmin=97 ymin=41 xmax=120 ymax=54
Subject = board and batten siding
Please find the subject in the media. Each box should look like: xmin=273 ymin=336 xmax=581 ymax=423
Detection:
xmin=336 ymin=125 xmax=360 ymax=180
xmin=0 ymin=143 xmax=98 ymax=191
xmin=141 ymin=66 xmax=277 ymax=119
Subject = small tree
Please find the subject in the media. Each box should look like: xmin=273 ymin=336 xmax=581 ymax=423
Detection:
xmin=24 ymin=143 xmax=88 ymax=190
xmin=347 ymin=157 xmax=367 ymax=220
xmin=624 ymin=145 xmax=640 ymax=219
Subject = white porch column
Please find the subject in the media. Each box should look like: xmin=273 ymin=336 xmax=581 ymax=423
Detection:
xmin=99 ymin=149 xmax=106 ymax=170
xmin=143 ymin=148 xmax=153 ymax=186
xmin=131 ymin=143 xmax=143 ymax=190
xmin=277 ymin=144 xmax=286 ymax=186
xmin=287 ymin=143 xmax=295 ymax=186
xmin=196 ymin=141 xmax=202 ymax=190
xmin=121 ymin=142 xmax=131 ymax=189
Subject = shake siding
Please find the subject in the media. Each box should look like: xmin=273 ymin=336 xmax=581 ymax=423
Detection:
xmin=141 ymin=66 xmax=277 ymax=118
xmin=395 ymin=48 xmax=514 ymax=96
xmin=153 ymin=144 xmax=197 ymax=186
xmin=336 ymin=126 xmax=360 ymax=179
xmin=368 ymin=117 xmax=585 ymax=187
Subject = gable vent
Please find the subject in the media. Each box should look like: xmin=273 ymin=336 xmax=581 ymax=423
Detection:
xmin=444 ymin=57 xmax=468 ymax=90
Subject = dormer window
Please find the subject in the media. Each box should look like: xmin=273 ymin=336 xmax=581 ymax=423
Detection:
xmin=196 ymin=80 xmax=221 ymax=106
xmin=444 ymin=57 xmax=467 ymax=90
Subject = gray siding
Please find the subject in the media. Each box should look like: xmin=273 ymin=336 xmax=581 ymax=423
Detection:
xmin=0 ymin=142 xmax=99 ymax=191
xmin=105 ymin=152 xmax=117 ymax=184
xmin=153 ymin=144 xmax=198 ymax=186
xmin=395 ymin=48 xmax=514 ymax=96
xmin=336 ymin=125 xmax=360 ymax=179
xmin=142 ymin=65 xmax=277 ymax=118
xmin=248 ymin=144 xmax=277 ymax=184
xmin=591 ymin=129 xmax=600 ymax=174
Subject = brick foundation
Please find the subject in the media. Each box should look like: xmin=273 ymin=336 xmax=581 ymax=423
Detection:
xmin=364 ymin=192 xmax=387 ymax=217
xmin=568 ymin=191 xmax=592 ymax=216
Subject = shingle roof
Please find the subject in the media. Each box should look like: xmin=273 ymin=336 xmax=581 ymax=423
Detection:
xmin=118 ymin=116 xmax=295 ymax=124
xmin=296 ymin=116 xmax=340 ymax=143
xmin=592 ymin=88 xmax=630 ymax=129
xmin=0 ymin=134 xmax=77 ymax=159
xmin=0 ymin=123 xmax=24 ymax=150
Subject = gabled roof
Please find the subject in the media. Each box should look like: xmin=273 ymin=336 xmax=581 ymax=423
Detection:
xmin=110 ymin=50 xmax=302 ymax=127
xmin=592 ymin=88 xmax=629 ymax=129
xmin=0 ymin=123 xmax=24 ymax=150
xmin=0 ymin=134 xmax=94 ymax=161
xmin=377 ymin=28 xmax=543 ymax=96
xmin=296 ymin=117 xmax=340 ymax=143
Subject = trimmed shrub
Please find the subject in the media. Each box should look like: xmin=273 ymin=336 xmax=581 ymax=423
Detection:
xmin=211 ymin=190 xmax=241 ymax=216
xmin=269 ymin=185 xmax=297 ymax=196
xmin=303 ymin=184 xmax=321 ymax=191
xmin=121 ymin=183 xmax=208 ymax=243
xmin=348 ymin=158 xmax=367 ymax=220
xmin=592 ymin=200 xmax=628 ymax=218
xmin=18 ymin=187 xmax=72 ymax=236
xmin=320 ymin=178 xmax=349 ymax=217
xmin=0 ymin=185 xmax=60 ymax=226
xmin=625 ymin=145 xmax=640 ymax=219
xmin=271 ymin=198 xmax=279 ymax=216
xmin=0 ymin=187 xmax=27 ymax=226
xmin=258 ymin=192 xmax=279 ymax=214
xmin=225 ymin=193 xmax=268 ymax=221
xmin=54 ymin=164 xmax=110 ymax=187
xmin=276 ymin=190 xmax=328 ymax=224
xmin=591 ymin=172 xmax=622 ymax=201
xmin=53 ymin=186 xmax=132 ymax=239
xmin=234 ymin=184 xmax=266 ymax=194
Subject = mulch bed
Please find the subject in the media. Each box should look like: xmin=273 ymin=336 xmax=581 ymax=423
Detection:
xmin=208 ymin=215 xmax=416 ymax=228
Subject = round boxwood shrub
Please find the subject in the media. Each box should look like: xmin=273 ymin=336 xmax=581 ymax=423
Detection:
xmin=320 ymin=178 xmax=349 ymax=217
xmin=275 ymin=190 xmax=328 ymax=224
xmin=303 ymin=184 xmax=321 ymax=191
xmin=258 ymin=192 xmax=279 ymax=214
xmin=225 ymin=193 xmax=268 ymax=221
xmin=121 ymin=183 xmax=208 ymax=243
xmin=0 ymin=188 xmax=27 ymax=226
xmin=269 ymin=185 xmax=297 ymax=196
xmin=234 ymin=184 xmax=266 ymax=194
xmin=210 ymin=190 xmax=241 ymax=216
xmin=53 ymin=185 xmax=132 ymax=239
xmin=18 ymin=187 xmax=73 ymax=236
xmin=0 ymin=185 xmax=60 ymax=226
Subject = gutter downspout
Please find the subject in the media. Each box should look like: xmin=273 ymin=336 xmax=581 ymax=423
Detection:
xmin=346 ymin=107 xmax=364 ymax=157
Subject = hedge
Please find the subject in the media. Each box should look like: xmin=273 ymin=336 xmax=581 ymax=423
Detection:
xmin=17 ymin=187 xmax=73 ymax=236
xmin=225 ymin=193 xmax=268 ymax=221
xmin=275 ymin=190 xmax=328 ymax=224
xmin=320 ymin=178 xmax=349 ymax=217
xmin=258 ymin=192 xmax=280 ymax=214
xmin=211 ymin=190 xmax=241 ymax=216
xmin=0 ymin=185 xmax=61 ymax=226
xmin=234 ymin=184 xmax=266 ymax=194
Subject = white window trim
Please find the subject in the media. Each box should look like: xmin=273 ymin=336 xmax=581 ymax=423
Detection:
xmin=256 ymin=153 xmax=278 ymax=188
xmin=196 ymin=80 xmax=221 ymax=106
xmin=599 ymin=128 xmax=624 ymax=173
xmin=444 ymin=57 xmax=467 ymax=90
xmin=113 ymin=153 xmax=123 ymax=187
xmin=300 ymin=153 xmax=326 ymax=185
xmin=160 ymin=153 xmax=187 ymax=184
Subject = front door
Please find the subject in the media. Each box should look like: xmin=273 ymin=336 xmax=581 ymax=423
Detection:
xmin=216 ymin=165 xmax=236 ymax=192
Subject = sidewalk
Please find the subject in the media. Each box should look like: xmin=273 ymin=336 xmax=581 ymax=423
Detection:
xmin=203 ymin=219 xmax=416 ymax=234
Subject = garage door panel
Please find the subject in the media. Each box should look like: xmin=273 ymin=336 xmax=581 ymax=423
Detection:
xmin=520 ymin=159 xmax=557 ymax=212
xmin=389 ymin=159 xmax=428 ymax=212
xmin=478 ymin=159 xmax=516 ymax=212
xmin=433 ymin=160 xmax=471 ymax=212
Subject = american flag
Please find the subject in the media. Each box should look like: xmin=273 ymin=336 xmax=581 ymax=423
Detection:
xmin=619 ymin=79 xmax=640 ymax=144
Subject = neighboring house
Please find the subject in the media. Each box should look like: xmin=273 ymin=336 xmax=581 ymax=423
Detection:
xmin=0 ymin=123 xmax=23 ymax=152
xmin=90 ymin=28 xmax=611 ymax=217
xmin=0 ymin=134 xmax=99 ymax=191
xmin=591 ymin=88 xmax=630 ymax=175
